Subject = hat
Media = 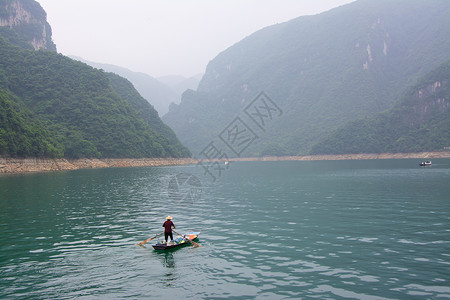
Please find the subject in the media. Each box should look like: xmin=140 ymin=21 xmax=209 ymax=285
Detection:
xmin=166 ymin=216 xmax=172 ymax=220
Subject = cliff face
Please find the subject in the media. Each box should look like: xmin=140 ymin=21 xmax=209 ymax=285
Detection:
xmin=0 ymin=0 xmax=56 ymax=51
xmin=311 ymin=61 xmax=450 ymax=155
xmin=408 ymin=81 xmax=448 ymax=126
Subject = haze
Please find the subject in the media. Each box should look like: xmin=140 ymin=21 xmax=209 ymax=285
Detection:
xmin=38 ymin=0 xmax=355 ymax=78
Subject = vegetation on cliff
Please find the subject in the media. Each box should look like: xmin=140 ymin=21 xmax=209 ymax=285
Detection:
xmin=0 ymin=89 xmax=62 ymax=157
xmin=106 ymin=73 xmax=191 ymax=157
xmin=0 ymin=36 xmax=190 ymax=158
xmin=311 ymin=61 xmax=450 ymax=154
xmin=71 ymin=57 xmax=181 ymax=116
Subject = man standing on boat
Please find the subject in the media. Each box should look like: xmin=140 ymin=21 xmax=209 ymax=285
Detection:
xmin=163 ymin=216 xmax=176 ymax=244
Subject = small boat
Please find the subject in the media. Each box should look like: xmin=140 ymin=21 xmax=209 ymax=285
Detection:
xmin=152 ymin=231 xmax=200 ymax=250
xmin=419 ymin=161 xmax=432 ymax=166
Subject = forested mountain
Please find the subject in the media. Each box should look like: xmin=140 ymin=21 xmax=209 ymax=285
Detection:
xmin=70 ymin=57 xmax=179 ymax=116
xmin=311 ymin=61 xmax=450 ymax=154
xmin=0 ymin=89 xmax=61 ymax=157
xmin=0 ymin=0 xmax=190 ymax=158
xmin=163 ymin=0 xmax=450 ymax=156
xmin=106 ymin=73 xmax=190 ymax=157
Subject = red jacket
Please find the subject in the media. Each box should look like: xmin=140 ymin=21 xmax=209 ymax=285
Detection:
xmin=163 ymin=220 xmax=175 ymax=233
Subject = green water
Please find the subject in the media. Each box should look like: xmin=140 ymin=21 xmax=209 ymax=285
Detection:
xmin=1 ymin=159 xmax=449 ymax=299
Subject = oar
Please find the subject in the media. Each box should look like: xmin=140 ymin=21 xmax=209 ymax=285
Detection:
xmin=173 ymin=230 xmax=202 ymax=247
xmin=136 ymin=232 xmax=164 ymax=247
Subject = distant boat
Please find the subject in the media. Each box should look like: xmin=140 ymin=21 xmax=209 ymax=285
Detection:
xmin=419 ymin=161 xmax=432 ymax=166
xmin=224 ymin=161 xmax=230 ymax=166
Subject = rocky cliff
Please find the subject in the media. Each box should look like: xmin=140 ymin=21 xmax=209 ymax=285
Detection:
xmin=0 ymin=0 xmax=56 ymax=51
xmin=410 ymin=81 xmax=449 ymax=125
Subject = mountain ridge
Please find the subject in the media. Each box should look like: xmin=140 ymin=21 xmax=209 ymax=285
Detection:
xmin=69 ymin=56 xmax=182 ymax=116
xmin=157 ymin=74 xmax=202 ymax=100
xmin=164 ymin=0 xmax=450 ymax=156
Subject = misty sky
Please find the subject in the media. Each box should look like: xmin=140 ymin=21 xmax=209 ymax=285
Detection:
xmin=38 ymin=0 xmax=355 ymax=78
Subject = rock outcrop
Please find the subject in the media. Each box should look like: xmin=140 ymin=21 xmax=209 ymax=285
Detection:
xmin=0 ymin=0 xmax=56 ymax=51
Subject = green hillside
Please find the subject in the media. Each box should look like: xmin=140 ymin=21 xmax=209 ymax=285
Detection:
xmin=0 ymin=89 xmax=62 ymax=157
xmin=163 ymin=0 xmax=450 ymax=156
xmin=106 ymin=73 xmax=191 ymax=157
xmin=71 ymin=57 xmax=180 ymax=116
xmin=311 ymin=61 xmax=450 ymax=154
xmin=0 ymin=35 xmax=190 ymax=158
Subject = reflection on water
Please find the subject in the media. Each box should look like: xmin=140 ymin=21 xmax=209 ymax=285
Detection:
xmin=1 ymin=159 xmax=449 ymax=298
xmin=160 ymin=252 xmax=176 ymax=287
xmin=161 ymin=252 xmax=175 ymax=269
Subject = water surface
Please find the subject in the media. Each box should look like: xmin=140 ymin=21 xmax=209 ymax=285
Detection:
xmin=1 ymin=159 xmax=449 ymax=299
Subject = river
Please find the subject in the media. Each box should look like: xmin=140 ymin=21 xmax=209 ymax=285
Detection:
xmin=1 ymin=159 xmax=449 ymax=299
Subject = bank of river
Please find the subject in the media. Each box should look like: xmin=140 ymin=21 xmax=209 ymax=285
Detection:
xmin=0 ymin=157 xmax=198 ymax=174
xmin=231 ymin=151 xmax=450 ymax=162
xmin=1 ymin=151 xmax=449 ymax=174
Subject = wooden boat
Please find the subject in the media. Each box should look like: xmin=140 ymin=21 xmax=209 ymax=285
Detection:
xmin=419 ymin=161 xmax=432 ymax=166
xmin=152 ymin=231 xmax=200 ymax=250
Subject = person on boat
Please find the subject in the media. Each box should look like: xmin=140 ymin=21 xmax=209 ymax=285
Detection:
xmin=163 ymin=216 xmax=176 ymax=244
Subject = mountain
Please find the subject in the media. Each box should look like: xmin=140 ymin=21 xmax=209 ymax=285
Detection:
xmin=157 ymin=74 xmax=202 ymax=99
xmin=70 ymin=57 xmax=179 ymax=116
xmin=0 ymin=0 xmax=56 ymax=51
xmin=0 ymin=0 xmax=190 ymax=158
xmin=311 ymin=61 xmax=450 ymax=154
xmin=163 ymin=0 xmax=450 ymax=157
xmin=105 ymin=72 xmax=190 ymax=157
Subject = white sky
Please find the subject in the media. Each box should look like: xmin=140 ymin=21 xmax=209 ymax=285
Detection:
xmin=37 ymin=0 xmax=355 ymax=78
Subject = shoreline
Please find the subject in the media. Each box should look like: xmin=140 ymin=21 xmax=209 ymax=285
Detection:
xmin=0 ymin=157 xmax=198 ymax=175
xmin=1 ymin=151 xmax=449 ymax=175
xmin=228 ymin=151 xmax=450 ymax=162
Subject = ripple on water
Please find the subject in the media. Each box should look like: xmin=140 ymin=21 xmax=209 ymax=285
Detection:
xmin=1 ymin=160 xmax=449 ymax=298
